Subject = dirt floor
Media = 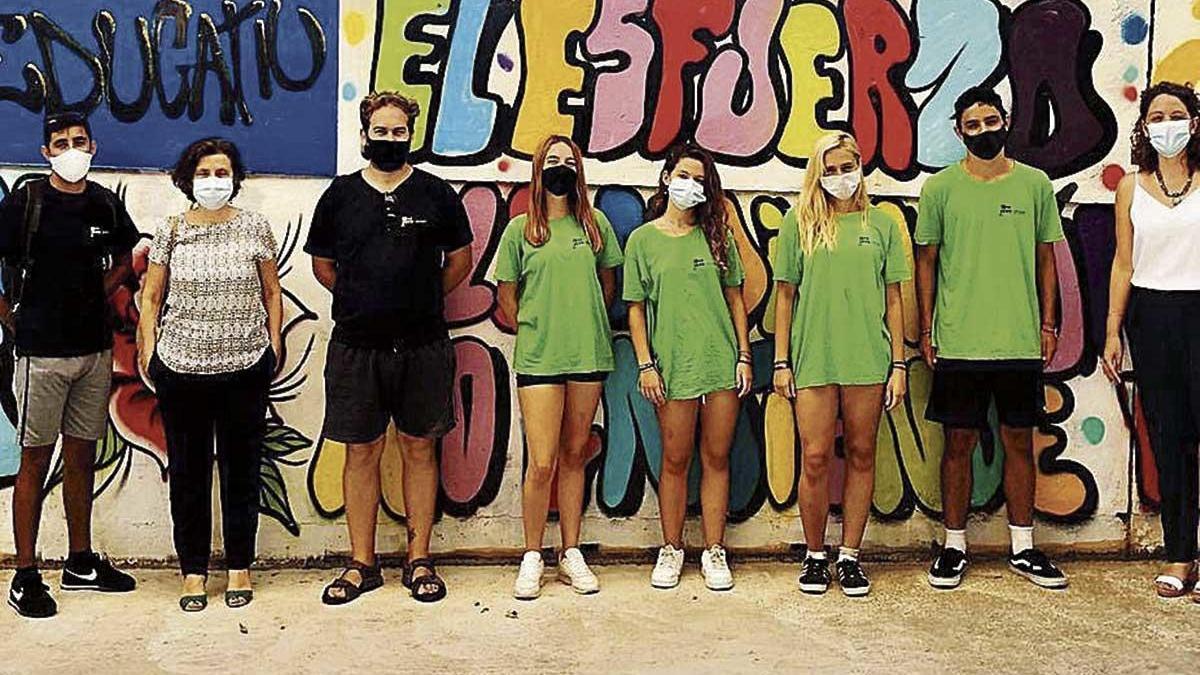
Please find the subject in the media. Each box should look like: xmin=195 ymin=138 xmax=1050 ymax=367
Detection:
xmin=4 ymin=560 xmax=1200 ymax=674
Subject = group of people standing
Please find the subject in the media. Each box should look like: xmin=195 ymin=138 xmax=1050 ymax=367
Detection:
xmin=3 ymin=80 xmax=1198 ymax=618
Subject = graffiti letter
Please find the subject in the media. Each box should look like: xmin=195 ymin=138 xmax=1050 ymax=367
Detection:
xmin=1006 ymin=0 xmax=1117 ymax=178
xmin=371 ymin=0 xmax=447 ymax=151
xmin=446 ymin=184 xmax=502 ymax=327
xmin=94 ymin=11 xmax=155 ymax=124
xmin=30 ymin=11 xmax=104 ymax=114
xmin=581 ymin=0 xmax=653 ymax=155
xmin=647 ymin=0 xmax=735 ymax=154
xmin=776 ymin=1 xmax=841 ymax=164
xmin=842 ymin=0 xmax=914 ymax=174
xmin=511 ymin=0 xmax=596 ymax=155
xmin=429 ymin=0 xmax=500 ymax=157
xmin=0 ymin=15 xmax=46 ymax=112
xmin=904 ymin=0 xmax=1002 ymax=168
xmin=440 ymin=337 xmax=509 ymax=516
xmin=694 ymin=0 xmax=784 ymax=159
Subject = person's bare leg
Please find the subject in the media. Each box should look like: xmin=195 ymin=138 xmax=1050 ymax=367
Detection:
xmin=60 ymin=435 xmax=96 ymax=555
xmin=398 ymin=432 xmax=439 ymax=591
xmin=697 ymin=391 xmax=738 ymax=547
xmin=942 ymin=428 xmax=979 ymax=531
xmin=795 ymin=387 xmax=839 ymax=553
xmin=839 ymin=385 xmax=885 ymax=550
xmin=999 ymin=425 xmax=1035 ymax=527
xmin=12 ymin=445 xmax=54 ymax=569
xmin=327 ymin=436 xmax=384 ymax=599
xmin=557 ymin=382 xmax=603 ymax=549
xmin=517 ymin=385 xmax=566 ymax=551
xmin=657 ymin=399 xmax=699 ymax=547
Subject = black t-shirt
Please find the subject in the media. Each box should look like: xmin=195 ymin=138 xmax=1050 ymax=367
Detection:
xmin=0 ymin=180 xmax=140 ymax=357
xmin=303 ymin=169 xmax=473 ymax=348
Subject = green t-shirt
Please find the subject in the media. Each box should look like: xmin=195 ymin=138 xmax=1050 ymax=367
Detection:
xmin=622 ymin=224 xmax=745 ymax=400
xmin=914 ymin=162 xmax=1064 ymax=360
xmin=494 ymin=210 xmax=624 ymax=375
xmin=773 ymin=207 xmax=911 ymax=387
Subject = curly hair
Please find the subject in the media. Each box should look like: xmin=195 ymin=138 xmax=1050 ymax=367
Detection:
xmin=1131 ymin=81 xmax=1200 ymax=173
xmin=645 ymin=144 xmax=731 ymax=272
xmin=360 ymin=91 xmax=421 ymax=132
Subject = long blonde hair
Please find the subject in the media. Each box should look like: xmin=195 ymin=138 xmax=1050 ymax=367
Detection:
xmin=794 ymin=132 xmax=870 ymax=256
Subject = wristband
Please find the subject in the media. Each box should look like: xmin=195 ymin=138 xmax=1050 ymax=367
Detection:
xmin=1041 ymin=325 xmax=1058 ymax=336
xmin=773 ymin=361 xmax=791 ymax=371
xmin=920 ymin=328 xmax=933 ymax=337
xmin=638 ymin=362 xmax=657 ymax=372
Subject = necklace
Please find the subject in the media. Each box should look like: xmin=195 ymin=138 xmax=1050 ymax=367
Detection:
xmin=1154 ymin=167 xmax=1194 ymax=207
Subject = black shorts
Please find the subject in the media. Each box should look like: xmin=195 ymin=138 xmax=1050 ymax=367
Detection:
xmin=515 ymin=371 xmax=607 ymax=388
xmin=925 ymin=359 xmax=1043 ymax=429
xmin=321 ymin=338 xmax=456 ymax=443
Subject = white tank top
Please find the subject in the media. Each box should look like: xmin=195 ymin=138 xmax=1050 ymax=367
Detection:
xmin=1130 ymin=180 xmax=1200 ymax=291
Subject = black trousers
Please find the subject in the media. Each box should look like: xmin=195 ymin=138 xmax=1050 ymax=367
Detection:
xmin=152 ymin=351 xmax=272 ymax=575
xmin=1127 ymin=288 xmax=1200 ymax=563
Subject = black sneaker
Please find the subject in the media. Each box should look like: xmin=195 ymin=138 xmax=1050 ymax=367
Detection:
xmin=928 ymin=547 xmax=968 ymax=589
xmin=798 ymin=557 xmax=831 ymax=595
xmin=9 ymin=569 xmax=57 ymax=619
xmin=835 ymin=558 xmax=871 ymax=597
xmin=1009 ymin=549 xmax=1068 ymax=589
xmin=61 ymin=552 xmax=137 ymax=593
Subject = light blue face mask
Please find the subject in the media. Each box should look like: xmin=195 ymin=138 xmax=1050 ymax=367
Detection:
xmin=1148 ymin=119 xmax=1194 ymax=158
xmin=667 ymin=177 xmax=706 ymax=210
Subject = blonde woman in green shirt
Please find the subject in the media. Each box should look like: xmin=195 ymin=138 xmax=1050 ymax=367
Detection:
xmin=496 ymin=136 xmax=624 ymax=600
xmin=772 ymin=132 xmax=910 ymax=597
xmin=624 ymin=145 xmax=753 ymax=592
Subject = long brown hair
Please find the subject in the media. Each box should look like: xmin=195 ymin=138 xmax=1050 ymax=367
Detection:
xmin=645 ymin=144 xmax=730 ymax=271
xmin=1131 ymin=81 xmax=1200 ymax=173
xmin=525 ymin=135 xmax=601 ymax=252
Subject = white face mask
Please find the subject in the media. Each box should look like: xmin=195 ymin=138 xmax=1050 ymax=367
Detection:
xmin=1148 ymin=119 xmax=1194 ymax=158
xmin=667 ymin=176 xmax=707 ymax=210
xmin=48 ymin=148 xmax=92 ymax=183
xmin=193 ymin=176 xmax=235 ymax=211
xmin=819 ymin=170 xmax=862 ymax=201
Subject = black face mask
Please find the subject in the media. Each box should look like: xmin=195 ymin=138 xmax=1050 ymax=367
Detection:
xmin=542 ymin=165 xmax=576 ymax=197
xmin=962 ymin=127 xmax=1008 ymax=160
xmin=362 ymin=138 xmax=410 ymax=172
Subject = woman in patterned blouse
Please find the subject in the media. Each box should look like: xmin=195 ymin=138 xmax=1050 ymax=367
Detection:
xmin=136 ymin=138 xmax=283 ymax=612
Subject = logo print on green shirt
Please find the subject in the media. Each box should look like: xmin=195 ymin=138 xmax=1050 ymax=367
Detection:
xmin=998 ymin=204 xmax=1028 ymax=216
xmin=572 ymin=237 xmax=589 ymax=249
xmin=692 ymin=257 xmax=707 ymax=269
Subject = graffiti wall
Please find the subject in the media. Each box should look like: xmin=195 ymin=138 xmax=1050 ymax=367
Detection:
xmin=0 ymin=0 xmax=1194 ymax=561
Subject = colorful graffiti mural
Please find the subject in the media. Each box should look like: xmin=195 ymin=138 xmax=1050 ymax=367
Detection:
xmin=0 ymin=0 xmax=1193 ymax=558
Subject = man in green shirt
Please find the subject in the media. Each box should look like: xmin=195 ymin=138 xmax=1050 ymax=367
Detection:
xmin=915 ymin=86 xmax=1068 ymax=591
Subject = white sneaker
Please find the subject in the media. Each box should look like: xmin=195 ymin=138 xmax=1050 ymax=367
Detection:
xmin=557 ymin=548 xmax=600 ymax=594
xmin=513 ymin=551 xmax=544 ymax=600
xmin=701 ymin=544 xmax=734 ymax=591
xmin=651 ymin=545 xmax=685 ymax=589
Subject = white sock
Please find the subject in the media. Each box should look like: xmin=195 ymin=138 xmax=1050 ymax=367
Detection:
xmin=944 ymin=528 xmax=967 ymax=553
xmin=838 ymin=546 xmax=860 ymax=562
xmin=1010 ymin=524 xmax=1034 ymax=555
xmin=806 ymin=548 xmax=827 ymax=561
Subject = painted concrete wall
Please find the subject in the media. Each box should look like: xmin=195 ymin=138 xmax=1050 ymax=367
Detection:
xmin=0 ymin=0 xmax=1196 ymax=561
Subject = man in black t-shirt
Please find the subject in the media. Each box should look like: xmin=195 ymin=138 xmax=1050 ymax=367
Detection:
xmin=305 ymin=92 xmax=473 ymax=605
xmin=0 ymin=113 xmax=139 ymax=619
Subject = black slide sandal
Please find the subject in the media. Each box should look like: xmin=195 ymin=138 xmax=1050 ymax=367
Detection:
xmin=225 ymin=589 xmax=253 ymax=609
xmin=403 ymin=559 xmax=447 ymax=603
xmin=321 ymin=562 xmax=383 ymax=606
xmin=179 ymin=575 xmax=208 ymax=612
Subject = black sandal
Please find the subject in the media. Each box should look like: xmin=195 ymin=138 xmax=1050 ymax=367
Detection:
xmin=179 ymin=575 xmax=208 ymax=612
xmin=225 ymin=589 xmax=254 ymax=609
xmin=321 ymin=561 xmax=383 ymax=606
xmin=402 ymin=558 xmax=447 ymax=603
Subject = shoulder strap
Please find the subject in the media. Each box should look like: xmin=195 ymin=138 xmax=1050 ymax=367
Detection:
xmin=21 ymin=179 xmax=45 ymax=270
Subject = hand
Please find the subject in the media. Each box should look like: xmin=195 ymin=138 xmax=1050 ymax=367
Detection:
xmin=1101 ymin=333 xmax=1124 ymax=383
xmin=638 ymin=368 xmax=666 ymax=406
xmin=772 ymin=366 xmax=796 ymax=400
xmin=884 ymin=370 xmax=907 ymax=411
xmin=735 ymin=361 xmax=753 ymax=398
xmin=1041 ymin=331 xmax=1058 ymax=367
xmin=920 ymin=332 xmax=937 ymax=369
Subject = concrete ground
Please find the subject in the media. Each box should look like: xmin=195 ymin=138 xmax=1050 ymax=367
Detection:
xmin=5 ymin=560 xmax=1200 ymax=674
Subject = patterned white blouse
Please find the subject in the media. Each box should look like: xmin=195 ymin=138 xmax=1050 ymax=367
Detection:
xmin=148 ymin=209 xmax=276 ymax=375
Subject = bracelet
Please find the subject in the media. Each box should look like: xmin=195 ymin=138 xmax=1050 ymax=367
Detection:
xmin=638 ymin=362 xmax=657 ymax=372
xmin=1041 ymin=325 xmax=1058 ymax=336
xmin=920 ymin=328 xmax=933 ymax=337
xmin=891 ymin=360 xmax=908 ymax=370
xmin=773 ymin=361 xmax=791 ymax=371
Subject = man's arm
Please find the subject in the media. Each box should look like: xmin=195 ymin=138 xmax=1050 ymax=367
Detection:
xmin=312 ymin=256 xmax=337 ymax=292
xmin=915 ymin=244 xmax=939 ymax=367
xmin=443 ymin=245 xmax=472 ymax=294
